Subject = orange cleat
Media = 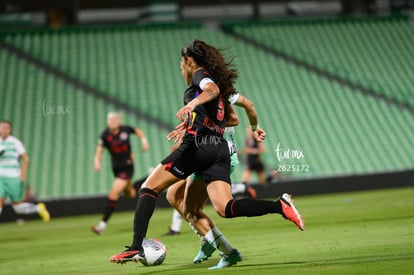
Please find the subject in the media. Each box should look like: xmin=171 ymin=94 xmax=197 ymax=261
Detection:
xmin=109 ymin=247 xmax=144 ymax=264
xmin=279 ymin=193 xmax=305 ymax=231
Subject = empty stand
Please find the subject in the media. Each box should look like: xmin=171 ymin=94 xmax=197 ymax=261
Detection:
xmin=1 ymin=17 xmax=413 ymax=199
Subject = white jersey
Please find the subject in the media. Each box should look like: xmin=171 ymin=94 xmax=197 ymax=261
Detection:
xmin=223 ymin=127 xmax=239 ymax=167
xmin=225 ymin=92 xmax=241 ymax=167
xmin=0 ymin=135 xmax=26 ymax=178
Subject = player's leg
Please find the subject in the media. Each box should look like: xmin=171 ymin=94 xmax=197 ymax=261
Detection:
xmin=164 ymin=179 xmax=187 ymax=235
xmin=207 ymin=180 xmax=304 ymax=230
xmin=0 ymin=177 xmax=6 ymax=215
xmin=132 ymin=174 xmax=148 ymax=193
xmin=183 ymin=179 xmax=240 ymax=269
xmin=231 ymin=182 xmax=256 ymax=199
xmin=92 ymin=177 xmax=129 ymax=235
xmin=110 ymin=163 xmax=182 ymax=264
xmin=241 ymin=167 xmax=252 ymax=184
xmin=183 ymin=177 xmax=236 ymax=265
xmin=256 ymin=160 xmax=267 ymax=185
xmin=0 ymin=197 xmax=4 ymax=216
xmin=182 ymin=176 xmax=211 ymax=235
xmin=5 ymin=177 xmax=50 ymax=222
xmin=124 ymin=180 xmax=137 ymax=199
xmin=122 ymin=164 xmax=136 ymax=199
xmin=257 ymin=170 xmax=267 ymax=185
xmin=165 ymin=209 xmax=183 ymax=235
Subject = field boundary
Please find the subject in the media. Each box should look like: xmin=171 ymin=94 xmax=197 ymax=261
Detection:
xmin=1 ymin=169 xmax=412 ymax=222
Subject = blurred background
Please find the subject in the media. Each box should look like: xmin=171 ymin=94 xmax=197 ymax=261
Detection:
xmin=0 ymin=0 xmax=413 ymax=217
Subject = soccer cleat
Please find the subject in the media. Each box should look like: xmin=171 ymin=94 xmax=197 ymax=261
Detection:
xmin=208 ymin=249 xmax=242 ymax=269
xmin=193 ymin=239 xmax=216 ymax=264
xmin=91 ymin=226 xmax=104 ymax=236
xmin=37 ymin=203 xmax=50 ymax=222
xmin=163 ymin=227 xmax=180 ymax=236
xmin=279 ymin=193 xmax=305 ymax=231
xmin=109 ymin=246 xmax=145 ymax=264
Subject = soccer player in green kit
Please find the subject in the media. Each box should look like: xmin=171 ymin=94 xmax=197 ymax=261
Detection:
xmin=0 ymin=120 xmax=50 ymax=221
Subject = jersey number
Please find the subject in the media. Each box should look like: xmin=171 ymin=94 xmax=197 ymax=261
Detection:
xmin=217 ymin=98 xmax=225 ymax=121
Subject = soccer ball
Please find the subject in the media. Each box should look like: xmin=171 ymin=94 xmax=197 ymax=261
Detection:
xmin=141 ymin=238 xmax=167 ymax=266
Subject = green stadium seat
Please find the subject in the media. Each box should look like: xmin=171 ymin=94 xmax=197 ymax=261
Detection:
xmin=1 ymin=18 xmax=413 ymax=199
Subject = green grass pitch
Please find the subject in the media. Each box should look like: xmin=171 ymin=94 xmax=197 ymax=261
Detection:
xmin=1 ymin=187 xmax=414 ymax=274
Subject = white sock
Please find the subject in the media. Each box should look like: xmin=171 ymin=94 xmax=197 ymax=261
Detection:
xmin=204 ymin=229 xmax=217 ymax=248
xmin=12 ymin=202 xmax=38 ymax=215
xmin=97 ymin=221 xmax=107 ymax=230
xmin=170 ymin=209 xmax=182 ymax=232
xmin=0 ymin=207 xmax=2 ymax=215
xmin=204 ymin=227 xmax=234 ymax=254
xmin=232 ymin=183 xmax=247 ymax=194
xmin=212 ymin=227 xmax=233 ymax=254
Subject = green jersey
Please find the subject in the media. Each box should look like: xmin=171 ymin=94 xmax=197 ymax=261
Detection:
xmin=225 ymin=92 xmax=241 ymax=167
xmin=0 ymin=135 xmax=26 ymax=178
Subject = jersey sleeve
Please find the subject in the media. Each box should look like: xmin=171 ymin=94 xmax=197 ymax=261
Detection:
xmin=14 ymin=138 xmax=26 ymax=155
xmin=228 ymin=92 xmax=240 ymax=105
xmin=125 ymin=126 xmax=135 ymax=134
xmin=98 ymin=132 xmax=106 ymax=147
xmin=192 ymin=70 xmax=215 ymax=90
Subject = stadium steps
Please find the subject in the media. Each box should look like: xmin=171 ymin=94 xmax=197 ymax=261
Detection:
xmin=1 ymin=20 xmax=413 ymax=199
xmin=226 ymin=16 xmax=414 ymax=110
xmin=0 ymin=49 xmax=170 ymax=199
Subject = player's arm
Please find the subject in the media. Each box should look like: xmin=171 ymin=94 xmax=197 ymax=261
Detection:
xmin=226 ymin=104 xmax=239 ymax=127
xmin=19 ymin=153 xmax=29 ymax=182
xmin=234 ymin=94 xmax=257 ymax=128
xmin=134 ymin=128 xmax=149 ymax=152
xmin=176 ymin=82 xmax=220 ymax=123
xmin=94 ymin=145 xmax=104 ymax=171
xmin=235 ymin=94 xmax=266 ymax=141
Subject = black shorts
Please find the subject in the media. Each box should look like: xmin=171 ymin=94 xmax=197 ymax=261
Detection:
xmin=161 ymin=135 xmax=231 ymax=185
xmin=112 ymin=163 xmax=134 ymax=180
xmin=247 ymin=155 xmax=264 ymax=172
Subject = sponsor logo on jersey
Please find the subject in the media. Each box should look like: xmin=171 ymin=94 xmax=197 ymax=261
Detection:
xmin=120 ymin=132 xmax=128 ymax=140
xmin=172 ymin=166 xmax=185 ymax=176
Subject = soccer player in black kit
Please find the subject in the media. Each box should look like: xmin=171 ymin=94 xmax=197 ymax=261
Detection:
xmin=109 ymin=40 xmax=304 ymax=266
xmin=242 ymin=125 xmax=267 ymax=185
xmin=92 ymin=112 xmax=149 ymax=235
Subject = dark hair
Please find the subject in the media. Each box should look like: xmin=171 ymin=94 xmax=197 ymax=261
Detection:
xmin=0 ymin=120 xmax=12 ymax=128
xmin=182 ymin=39 xmax=238 ymax=103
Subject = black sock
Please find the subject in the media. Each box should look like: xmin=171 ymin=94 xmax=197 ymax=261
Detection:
xmin=102 ymin=199 xmax=117 ymax=222
xmin=133 ymin=176 xmax=148 ymax=192
xmin=224 ymin=199 xmax=282 ymax=218
xmin=131 ymin=188 xmax=158 ymax=250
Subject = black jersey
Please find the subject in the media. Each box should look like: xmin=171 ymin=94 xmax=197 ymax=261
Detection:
xmin=246 ymin=137 xmax=264 ymax=172
xmin=99 ymin=126 xmax=135 ymax=167
xmin=161 ymin=70 xmax=231 ymax=184
xmin=184 ymin=69 xmax=226 ymax=137
xmin=246 ymin=137 xmax=259 ymax=155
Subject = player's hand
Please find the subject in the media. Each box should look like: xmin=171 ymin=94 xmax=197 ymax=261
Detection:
xmin=141 ymin=139 xmax=149 ymax=152
xmin=20 ymin=173 xmax=27 ymax=182
xmin=176 ymin=105 xmax=193 ymax=128
xmin=254 ymin=128 xmax=266 ymax=142
xmin=167 ymin=125 xmax=185 ymax=143
xmin=94 ymin=161 xmax=101 ymax=172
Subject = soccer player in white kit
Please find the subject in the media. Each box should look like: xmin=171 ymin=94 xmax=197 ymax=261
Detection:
xmin=0 ymin=120 xmax=50 ymax=221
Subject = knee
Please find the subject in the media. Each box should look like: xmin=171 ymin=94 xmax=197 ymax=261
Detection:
xmin=166 ymin=189 xmax=176 ymax=207
xmin=108 ymin=192 xmax=120 ymax=201
xmin=213 ymin=204 xmax=227 ymax=218
xmin=125 ymin=190 xmax=136 ymax=199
